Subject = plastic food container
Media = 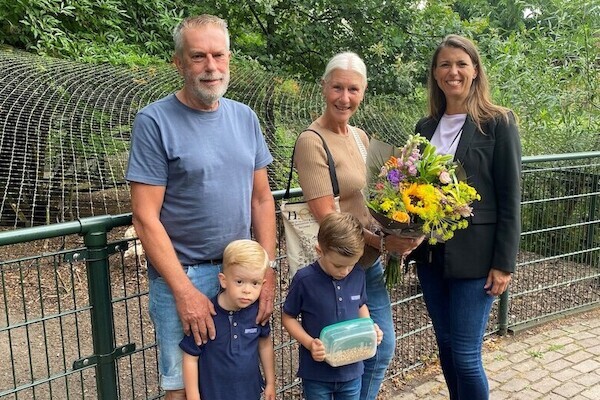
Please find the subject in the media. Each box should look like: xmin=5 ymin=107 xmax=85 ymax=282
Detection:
xmin=319 ymin=317 xmax=377 ymax=367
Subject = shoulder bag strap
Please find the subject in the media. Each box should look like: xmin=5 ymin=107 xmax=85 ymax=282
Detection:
xmin=284 ymin=128 xmax=340 ymax=199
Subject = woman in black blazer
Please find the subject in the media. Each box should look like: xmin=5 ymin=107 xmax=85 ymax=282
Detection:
xmin=411 ymin=35 xmax=521 ymax=400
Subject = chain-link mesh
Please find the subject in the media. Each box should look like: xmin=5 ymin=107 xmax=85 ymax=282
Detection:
xmin=0 ymin=49 xmax=423 ymax=227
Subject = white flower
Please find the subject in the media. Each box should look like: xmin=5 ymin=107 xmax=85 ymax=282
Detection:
xmin=439 ymin=170 xmax=452 ymax=184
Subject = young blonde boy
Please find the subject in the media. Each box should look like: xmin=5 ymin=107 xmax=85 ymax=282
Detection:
xmin=282 ymin=212 xmax=383 ymax=399
xmin=179 ymin=240 xmax=275 ymax=400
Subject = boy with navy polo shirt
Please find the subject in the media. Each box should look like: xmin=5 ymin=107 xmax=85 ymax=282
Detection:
xmin=179 ymin=240 xmax=275 ymax=400
xmin=282 ymin=213 xmax=383 ymax=400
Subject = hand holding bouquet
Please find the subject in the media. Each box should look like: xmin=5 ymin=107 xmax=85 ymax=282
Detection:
xmin=366 ymin=134 xmax=481 ymax=287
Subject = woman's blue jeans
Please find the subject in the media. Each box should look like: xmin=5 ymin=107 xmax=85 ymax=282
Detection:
xmin=417 ymin=250 xmax=494 ymax=400
xmin=360 ymin=260 xmax=395 ymax=400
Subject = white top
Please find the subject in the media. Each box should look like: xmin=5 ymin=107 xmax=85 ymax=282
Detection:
xmin=430 ymin=113 xmax=467 ymax=157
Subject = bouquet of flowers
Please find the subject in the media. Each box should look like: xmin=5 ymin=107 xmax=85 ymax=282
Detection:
xmin=366 ymin=134 xmax=481 ymax=287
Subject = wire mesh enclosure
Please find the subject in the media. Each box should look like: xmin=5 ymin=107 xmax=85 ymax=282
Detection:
xmin=0 ymin=49 xmax=423 ymax=227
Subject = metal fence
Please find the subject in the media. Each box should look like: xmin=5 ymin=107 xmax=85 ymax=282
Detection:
xmin=1 ymin=152 xmax=599 ymax=399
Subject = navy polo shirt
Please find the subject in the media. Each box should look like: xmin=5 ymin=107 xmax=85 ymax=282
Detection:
xmin=283 ymin=261 xmax=367 ymax=382
xmin=179 ymin=296 xmax=270 ymax=399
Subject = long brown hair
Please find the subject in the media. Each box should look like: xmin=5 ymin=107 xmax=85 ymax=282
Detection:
xmin=427 ymin=35 xmax=512 ymax=132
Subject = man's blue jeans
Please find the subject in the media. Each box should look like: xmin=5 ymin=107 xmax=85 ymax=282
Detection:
xmin=303 ymin=377 xmax=362 ymax=400
xmin=360 ymin=260 xmax=395 ymax=400
xmin=417 ymin=250 xmax=494 ymax=400
xmin=148 ymin=264 xmax=221 ymax=390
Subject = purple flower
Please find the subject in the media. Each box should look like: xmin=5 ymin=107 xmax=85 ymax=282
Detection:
xmin=387 ymin=169 xmax=401 ymax=187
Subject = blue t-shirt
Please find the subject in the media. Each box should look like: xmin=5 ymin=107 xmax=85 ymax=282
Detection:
xmin=126 ymin=95 xmax=273 ymax=278
xmin=283 ymin=261 xmax=367 ymax=382
xmin=179 ymin=297 xmax=271 ymax=400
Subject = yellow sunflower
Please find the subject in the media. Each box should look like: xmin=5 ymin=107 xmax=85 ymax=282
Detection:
xmin=401 ymin=183 xmax=439 ymax=218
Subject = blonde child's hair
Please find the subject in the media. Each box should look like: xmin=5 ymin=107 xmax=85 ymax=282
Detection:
xmin=222 ymin=239 xmax=269 ymax=275
xmin=317 ymin=212 xmax=365 ymax=258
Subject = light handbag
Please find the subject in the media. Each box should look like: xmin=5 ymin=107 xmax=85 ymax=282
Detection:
xmin=280 ymin=129 xmax=340 ymax=277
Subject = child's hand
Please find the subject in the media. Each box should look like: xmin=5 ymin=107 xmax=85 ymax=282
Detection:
xmin=310 ymin=338 xmax=326 ymax=362
xmin=374 ymin=323 xmax=383 ymax=345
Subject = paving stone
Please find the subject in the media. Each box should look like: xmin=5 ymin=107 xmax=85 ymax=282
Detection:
xmin=519 ymin=368 xmax=550 ymax=382
xmin=552 ymin=381 xmax=585 ymax=397
xmin=549 ymin=336 xmax=576 ymax=346
xmin=573 ymin=372 xmax=600 ymax=386
xmin=544 ymin=328 xmax=572 ymax=339
xmin=503 ymin=341 xmax=531 ymax=353
xmin=573 ymin=358 xmax=600 ymax=373
xmin=489 ymin=368 xmax=519 ymax=383
xmin=565 ymin=350 xmax=594 ymax=363
xmin=508 ymin=388 xmax=544 ymax=399
xmin=489 ymin=390 xmax=511 ymax=400
xmin=487 ymin=378 xmax=500 ymax=391
xmin=499 ymin=378 xmax=530 ymax=392
xmin=529 ymin=376 xmax=562 ymax=394
xmin=555 ymin=342 xmax=584 ymax=355
xmin=486 ymin=358 xmax=512 ymax=372
xmin=543 ymin=393 xmax=568 ymax=399
xmin=508 ymin=351 xmax=532 ymax=363
xmin=545 ymin=358 xmax=575 ymax=372
xmin=523 ymin=334 xmax=547 ymax=345
xmin=564 ymin=324 xmax=586 ymax=333
xmin=513 ymin=359 xmax=543 ymax=373
xmin=579 ymin=339 xmax=600 ymax=349
xmin=586 ymin=344 xmax=600 ymax=355
xmin=540 ymin=350 xmax=566 ymax=362
xmin=552 ymin=367 xmax=582 ymax=382
xmin=486 ymin=349 xmax=508 ymax=360
xmin=413 ymin=380 xmax=444 ymax=397
xmin=580 ymin=383 xmax=600 ymax=399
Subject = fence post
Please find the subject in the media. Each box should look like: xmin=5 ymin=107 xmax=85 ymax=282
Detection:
xmin=586 ymin=174 xmax=598 ymax=251
xmin=84 ymin=228 xmax=119 ymax=400
xmin=498 ymin=290 xmax=509 ymax=335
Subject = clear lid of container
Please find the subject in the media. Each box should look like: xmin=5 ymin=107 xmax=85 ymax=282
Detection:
xmin=319 ymin=317 xmax=377 ymax=367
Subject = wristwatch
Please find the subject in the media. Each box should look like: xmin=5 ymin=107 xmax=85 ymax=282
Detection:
xmin=269 ymin=260 xmax=277 ymax=270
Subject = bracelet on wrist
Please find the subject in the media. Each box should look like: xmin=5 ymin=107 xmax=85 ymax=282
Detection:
xmin=377 ymin=230 xmax=389 ymax=265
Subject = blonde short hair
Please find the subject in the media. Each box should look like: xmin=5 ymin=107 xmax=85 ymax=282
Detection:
xmin=173 ymin=14 xmax=230 ymax=56
xmin=317 ymin=213 xmax=365 ymax=258
xmin=222 ymin=239 xmax=269 ymax=275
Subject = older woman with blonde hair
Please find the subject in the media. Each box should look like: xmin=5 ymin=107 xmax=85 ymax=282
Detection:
xmin=293 ymin=51 xmax=422 ymax=400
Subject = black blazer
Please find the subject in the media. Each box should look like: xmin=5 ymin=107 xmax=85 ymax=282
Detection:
xmin=411 ymin=113 xmax=522 ymax=279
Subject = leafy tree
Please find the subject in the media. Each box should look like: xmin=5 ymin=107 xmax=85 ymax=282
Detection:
xmin=483 ymin=0 xmax=599 ymax=154
xmin=0 ymin=0 xmax=188 ymax=65
xmin=0 ymin=0 xmax=597 ymax=154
